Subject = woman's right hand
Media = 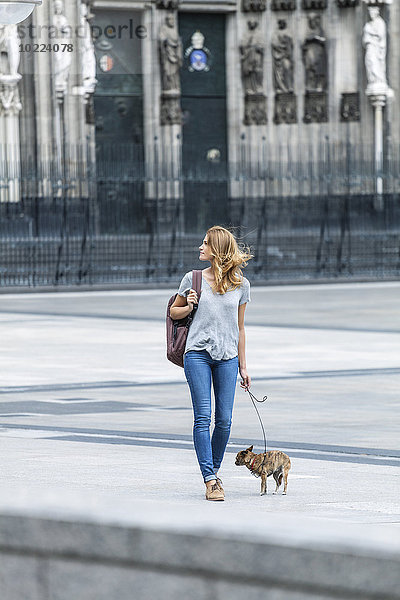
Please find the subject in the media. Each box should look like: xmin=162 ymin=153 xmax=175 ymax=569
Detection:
xmin=187 ymin=289 xmax=198 ymax=312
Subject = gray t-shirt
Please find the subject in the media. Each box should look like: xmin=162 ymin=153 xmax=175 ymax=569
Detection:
xmin=177 ymin=270 xmax=251 ymax=360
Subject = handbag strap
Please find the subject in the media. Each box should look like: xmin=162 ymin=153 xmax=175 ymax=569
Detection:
xmin=192 ymin=269 xmax=202 ymax=300
xmin=188 ymin=270 xmax=202 ymax=317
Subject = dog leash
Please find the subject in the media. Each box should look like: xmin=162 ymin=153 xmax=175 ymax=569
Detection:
xmin=244 ymin=386 xmax=268 ymax=455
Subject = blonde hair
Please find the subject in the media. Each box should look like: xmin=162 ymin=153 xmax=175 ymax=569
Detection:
xmin=205 ymin=225 xmax=254 ymax=295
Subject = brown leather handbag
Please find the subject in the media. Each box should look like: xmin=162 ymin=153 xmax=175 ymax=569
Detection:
xmin=166 ymin=270 xmax=202 ymax=368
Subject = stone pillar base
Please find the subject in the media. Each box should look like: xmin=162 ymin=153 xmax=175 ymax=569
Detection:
xmin=340 ymin=93 xmax=360 ymax=122
xmin=160 ymin=92 xmax=182 ymax=126
xmin=274 ymin=93 xmax=297 ymax=124
xmin=303 ymin=91 xmax=328 ymax=123
xmin=244 ymin=93 xmax=267 ymax=125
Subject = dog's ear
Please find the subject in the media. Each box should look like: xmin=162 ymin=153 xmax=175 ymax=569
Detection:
xmin=246 ymin=445 xmax=253 ymax=452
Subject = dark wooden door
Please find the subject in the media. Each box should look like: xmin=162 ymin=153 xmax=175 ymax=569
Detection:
xmin=92 ymin=10 xmax=145 ymax=233
xmin=179 ymin=13 xmax=228 ymax=233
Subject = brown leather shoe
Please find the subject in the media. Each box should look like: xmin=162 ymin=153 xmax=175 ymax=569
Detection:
xmin=205 ymin=482 xmax=224 ymax=501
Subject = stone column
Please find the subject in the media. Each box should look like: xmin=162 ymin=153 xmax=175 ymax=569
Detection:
xmin=60 ymin=0 xmax=86 ymax=200
xmin=52 ymin=0 xmax=73 ymax=197
xmin=32 ymin=0 xmax=54 ymax=199
xmin=54 ymin=91 xmax=65 ymax=198
xmin=227 ymin=3 xmax=270 ymax=212
xmin=0 ymin=74 xmax=22 ymax=203
xmin=370 ymin=95 xmax=385 ymax=196
xmin=362 ymin=3 xmax=394 ymax=208
xmin=142 ymin=1 xmax=183 ymax=237
xmin=78 ymin=0 xmax=97 ymax=203
xmin=0 ymin=24 xmax=22 ymax=203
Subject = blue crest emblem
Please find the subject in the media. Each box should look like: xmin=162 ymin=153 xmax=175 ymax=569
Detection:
xmin=190 ymin=49 xmax=207 ymax=72
xmin=184 ymin=30 xmax=211 ymax=73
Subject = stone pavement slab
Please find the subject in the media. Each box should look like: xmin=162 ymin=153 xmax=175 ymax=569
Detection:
xmin=0 ymin=281 xmax=399 ymax=528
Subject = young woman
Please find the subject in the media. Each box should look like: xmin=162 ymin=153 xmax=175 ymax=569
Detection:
xmin=170 ymin=225 xmax=253 ymax=501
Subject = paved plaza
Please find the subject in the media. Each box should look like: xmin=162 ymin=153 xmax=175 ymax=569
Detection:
xmin=0 ymin=281 xmax=399 ymax=527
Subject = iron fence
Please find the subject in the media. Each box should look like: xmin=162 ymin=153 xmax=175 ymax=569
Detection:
xmin=0 ymin=141 xmax=399 ymax=287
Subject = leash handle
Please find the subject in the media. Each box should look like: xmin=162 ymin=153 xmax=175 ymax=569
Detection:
xmin=244 ymin=386 xmax=268 ymax=455
xmin=245 ymin=387 xmax=267 ymax=404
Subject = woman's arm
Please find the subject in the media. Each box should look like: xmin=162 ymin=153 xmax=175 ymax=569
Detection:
xmin=238 ymin=303 xmax=251 ymax=389
xmin=170 ymin=289 xmax=198 ymax=321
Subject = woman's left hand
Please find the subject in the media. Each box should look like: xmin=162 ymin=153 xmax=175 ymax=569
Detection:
xmin=239 ymin=366 xmax=251 ymax=390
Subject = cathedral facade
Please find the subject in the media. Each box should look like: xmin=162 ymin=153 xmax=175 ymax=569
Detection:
xmin=0 ymin=0 xmax=398 ymax=285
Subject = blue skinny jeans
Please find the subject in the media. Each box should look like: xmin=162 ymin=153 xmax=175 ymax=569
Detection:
xmin=183 ymin=349 xmax=239 ymax=483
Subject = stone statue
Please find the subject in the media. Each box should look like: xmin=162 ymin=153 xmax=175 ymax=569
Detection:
xmin=53 ymin=0 xmax=72 ymax=95
xmin=302 ymin=13 xmax=327 ymax=92
xmin=271 ymin=20 xmax=294 ymax=94
xmin=0 ymin=25 xmax=20 ymax=78
xmin=240 ymin=21 xmax=265 ymax=95
xmin=158 ymin=14 xmax=183 ymax=93
xmin=362 ymin=6 xmax=389 ymax=94
xmin=80 ymin=3 xmax=97 ymax=95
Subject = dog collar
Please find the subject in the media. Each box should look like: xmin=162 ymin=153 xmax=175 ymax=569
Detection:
xmin=250 ymin=457 xmax=257 ymax=471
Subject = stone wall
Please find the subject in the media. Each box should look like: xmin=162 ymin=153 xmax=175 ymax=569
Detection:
xmin=15 ymin=1 xmax=399 ymax=202
xmin=0 ymin=496 xmax=400 ymax=599
xmin=226 ymin=0 xmax=398 ymax=197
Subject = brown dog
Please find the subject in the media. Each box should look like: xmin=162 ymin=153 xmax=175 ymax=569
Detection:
xmin=235 ymin=445 xmax=291 ymax=495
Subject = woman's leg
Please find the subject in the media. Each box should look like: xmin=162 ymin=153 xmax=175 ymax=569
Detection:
xmin=184 ymin=350 xmax=217 ymax=483
xmin=211 ymin=355 xmax=239 ymax=474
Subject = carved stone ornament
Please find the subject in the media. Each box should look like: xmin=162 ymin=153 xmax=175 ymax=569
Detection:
xmin=271 ymin=0 xmax=296 ymax=9
xmin=0 ymin=75 xmax=22 ymax=116
xmin=274 ymin=92 xmax=297 ymax=124
xmin=242 ymin=0 xmax=267 ymax=12
xmin=340 ymin=92 xmax=360 ymax=121
xmin=302 ymin=0 xmax=327 ymax=8
xmin=336 ymin=0 xmax=359 ymax=7
xmin=184 ymin=30 xmax=211 ymax=73
xmin=303 ymin=91 xmax=328 ymax=123
xmin=244 ymin=93 xmax=267 ymax=125
xmin=160 ymin=92 xmax=182 ymax=125
xmin=156 ymin=0 xmax=181 ymax=9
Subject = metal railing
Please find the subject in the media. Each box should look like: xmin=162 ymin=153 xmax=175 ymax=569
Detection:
xmin=0 ymin=141 xmax=399 ymax=287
